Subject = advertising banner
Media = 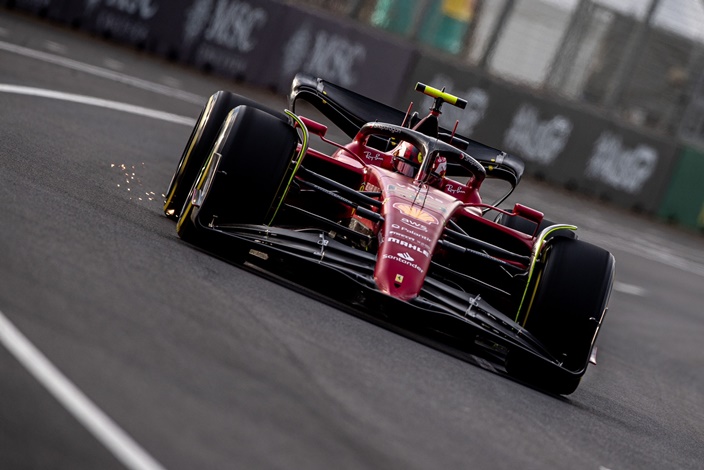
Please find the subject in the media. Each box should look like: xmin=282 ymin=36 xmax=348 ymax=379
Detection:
xmin=405 ymin=54 xmax=678 ymax=213
xmin=174 ymin=0 xmax=288 ymax=82
xmin=255 ymin=4 xmax=417 ymax=104
xmin=76 ymin=1 xmax=199 ymax=55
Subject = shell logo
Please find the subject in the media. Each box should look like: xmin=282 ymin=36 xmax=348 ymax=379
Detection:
xmin=392 ymin=203 xmax=439 ymax=225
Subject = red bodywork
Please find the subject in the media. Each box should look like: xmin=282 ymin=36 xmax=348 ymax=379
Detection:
xmin=296 ymin=116 xmax=538 ymax=303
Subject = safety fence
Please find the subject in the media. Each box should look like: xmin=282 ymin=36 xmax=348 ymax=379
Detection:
xmin=3 ymin=0 xmax=702 ymax=229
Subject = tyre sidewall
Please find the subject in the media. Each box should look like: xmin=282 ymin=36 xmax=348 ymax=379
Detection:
xmin=197 ymin=106 xmax=298 ymax=225
xmin=525 ymin=238 xmax=614 ymax=371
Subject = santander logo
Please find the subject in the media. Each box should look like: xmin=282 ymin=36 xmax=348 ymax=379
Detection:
xmin=397 ymin=252 xmax=414 ymax=261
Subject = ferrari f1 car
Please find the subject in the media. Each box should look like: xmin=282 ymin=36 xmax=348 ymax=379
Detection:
xmin=163 ymin=74 xmax=615 ymax=395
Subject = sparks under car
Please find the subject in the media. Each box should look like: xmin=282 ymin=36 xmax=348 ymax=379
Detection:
xmin=163 ymin=74 xmax=615 ymax=395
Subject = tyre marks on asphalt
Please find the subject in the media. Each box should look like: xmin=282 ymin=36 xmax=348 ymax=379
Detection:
xmin=43 ymin=40 xmax=67 ymax=55
xmin=613 ymin=282 xmax=646 ymax=296
xmin=103 ymin=57 xmax=126 ymax=71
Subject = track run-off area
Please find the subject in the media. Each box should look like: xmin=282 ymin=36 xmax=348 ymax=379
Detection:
xmin=0 ymin=12 xmax=703 ymax=470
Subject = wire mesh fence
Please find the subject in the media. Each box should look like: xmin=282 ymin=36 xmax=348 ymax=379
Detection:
xmin=285 ymin=0 xmax=704 ymax=144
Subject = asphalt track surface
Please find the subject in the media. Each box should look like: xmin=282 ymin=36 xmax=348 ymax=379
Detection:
xmin=1 ymin=11 xmax=703 ymax=470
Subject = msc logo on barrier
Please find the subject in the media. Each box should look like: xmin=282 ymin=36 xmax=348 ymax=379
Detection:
xmin=585 ymin=131 xmax=658 ymax=194
xmin=184 ymin=0 xmax=268 ymax=51
xmin=283 ymin=25 xmax=366 ymax=88
xmin=503 ymin=103 xmax=572 ymax=165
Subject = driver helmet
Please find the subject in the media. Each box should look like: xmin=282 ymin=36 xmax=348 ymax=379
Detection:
xmin=393 ymin=141 xmax=422 ymax=178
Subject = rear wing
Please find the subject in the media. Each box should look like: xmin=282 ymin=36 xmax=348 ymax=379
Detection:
xmin=289 ymin=73 xmax=525 ymax=187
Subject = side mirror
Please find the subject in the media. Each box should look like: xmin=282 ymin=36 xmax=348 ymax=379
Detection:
xmin=298 ymin=116 xmax=328 ymax=138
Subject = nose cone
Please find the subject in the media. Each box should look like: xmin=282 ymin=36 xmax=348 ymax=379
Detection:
xmin=375 ymin=245 xmax=428 ymax=300
xmin=375 ymin=200 xmax=443 ymax=301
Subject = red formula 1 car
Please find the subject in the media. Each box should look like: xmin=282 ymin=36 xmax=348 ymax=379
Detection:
xmin=164 ymin=74 xmax=615 ymax=395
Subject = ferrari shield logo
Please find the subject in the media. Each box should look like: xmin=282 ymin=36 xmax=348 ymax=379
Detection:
xmin=395 ymin=274 xmax=404 ymax=283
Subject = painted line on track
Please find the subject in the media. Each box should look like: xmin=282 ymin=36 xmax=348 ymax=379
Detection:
xmin=0 ymin=84 xmax=195 ymax=127
xmin=0 ymin=40 xmax=205 ymax=105
xmin=0 ymin=309 xmax=166 ymax=470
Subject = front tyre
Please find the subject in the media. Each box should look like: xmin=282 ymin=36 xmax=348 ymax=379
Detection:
xmin=508 ymin=238 xmax=615 ymax=394
xmin=176 ymin=105 xmax=298 ymax=242
xmin=164 ymin=91 xmax=285 ymax=220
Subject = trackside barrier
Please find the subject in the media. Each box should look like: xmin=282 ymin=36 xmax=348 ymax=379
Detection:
xmin=400 ymin=55 xmax=679 ymax=214
xmin=1 ymin=1 xmax=685 ymax=216
xmin=657 ymin=146 xmax=704 ymax=230
xmin=252 ymin=3 xmax=417 ymax=103
xmin=4 ymin=0 xmax=416 ymax=104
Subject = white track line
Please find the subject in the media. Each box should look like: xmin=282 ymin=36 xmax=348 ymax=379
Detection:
xmin=0 ymin=40 xmax=205 ymax=105
xmin=0 ymin=84 xmax=195 ymax=126
xmin=0 ymin=310 xmax=166 ymax=470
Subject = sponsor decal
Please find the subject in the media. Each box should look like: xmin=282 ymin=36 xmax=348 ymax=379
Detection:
xmin=400 ymin=218 xmax=428 ymax=232
xmin=445 ymin=184 xmax=466 ymax=196
xmin=382 ymin=254 xmax=424 ymax=273
xmin=387 ymin=184 xmax=449 ymax=214
xmin=397 ymin=252 xmax=414 ymax=261
xmin=365 ymin=182 xmax=381 ymax=193
xmin=368 ymin=123 xmax=400 ymax=134
xmin=363 ymin=151 xmax=384 ymax=161
xmin=503 ymin=103 xmax=572 ymax=164
xmin=389 ymin=230 xmax=431 ymax=250
xmin=393 ymin=203 xmax=439 ymax=225
xmin=584 ymin=131 xmax=657 ymax=194
xmin=387 ymin=237 xmax=430 ymax=258
xmin=283 ymin=25 xmax=366 ymax=87
xmin=391 ymin=223 xmax=432 ymax=242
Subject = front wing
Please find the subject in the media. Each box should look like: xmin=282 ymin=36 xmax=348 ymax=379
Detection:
xmin=185 ymin=218 xmax=590 ymax=387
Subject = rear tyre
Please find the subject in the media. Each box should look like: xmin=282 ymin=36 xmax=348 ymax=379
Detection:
xmin=164 ymin=91 xmax=285 ymax=220
xmin=176 ymin=106 xmax=298 ymax=242
xmin=507 ymin=238 xmax=614 ymax=394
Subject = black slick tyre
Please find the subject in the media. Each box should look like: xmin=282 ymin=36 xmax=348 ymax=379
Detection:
xmin=508 ymin=238 xmax=614 ymax=394
xmin=176 ymin=105 xmax=298 ymax=242
xmin=164 ymin=91 xmax=285 ymax=220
